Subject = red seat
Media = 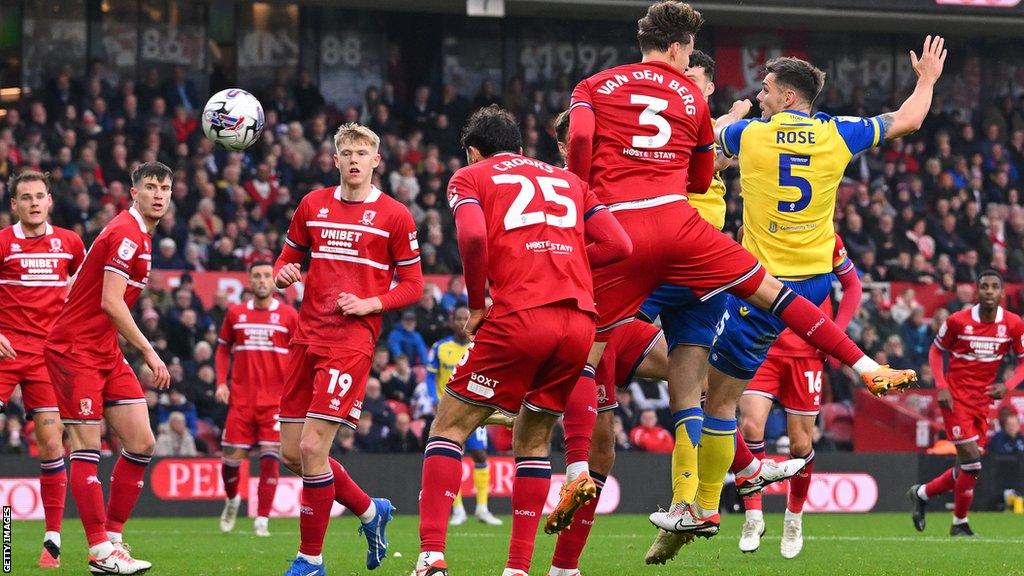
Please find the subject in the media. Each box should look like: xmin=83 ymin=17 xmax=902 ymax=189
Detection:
xmin=387 ymin=399 xmax=410 ymax=417
xmin=196 ymin=420 xmax=221 ymax=454
xmin=821 ymin=402 xmax=854 ymax=444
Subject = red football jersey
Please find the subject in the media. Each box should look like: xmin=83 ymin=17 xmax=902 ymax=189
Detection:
xmin=570 ymin=60 xmax=714 ymax=205
xmin=46 ymin=208 xmax=153 ymax=368
xmin=447 ymin=152 xmax=602 ymax=318
xmin=0 ymin=222 xmax=85 ymax=354
xmin=934 ymin=305 xmax=1024 ymax=409
xmin=217 ymin=298 xmax=298 ymax=408
xmin=284 ymin=186 xmax=420 ymax=352
xmin=769 ymin=234 xmax=855 ymax=358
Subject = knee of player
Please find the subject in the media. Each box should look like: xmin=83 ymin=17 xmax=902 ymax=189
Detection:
xmin=589 ymin=445 xmax=616 ymax=475
xmin=739 ymin=419 xmax=763 ymax=440
xmin=37 ymin=436 xmax=65 ymax=459
xmin=279 ymin=448 xmax=302 ymax=474
xmin=788 ymin=439 xmax=813 ymax=459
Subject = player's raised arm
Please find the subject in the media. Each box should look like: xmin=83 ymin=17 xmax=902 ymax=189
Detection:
xmin=879 ymin=35 xmax=947 ymax=141
xmin=101 ymin=270 xmax=169 ymax=389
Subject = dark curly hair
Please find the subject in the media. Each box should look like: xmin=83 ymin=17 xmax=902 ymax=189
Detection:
xmin=460 ymin=105 xmax=522 ymax=158
xmin=637 ymin=1 xmax=704 ymax=53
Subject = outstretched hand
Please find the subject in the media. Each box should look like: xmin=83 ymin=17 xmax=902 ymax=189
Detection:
xmin=911 ymin=35 xmax=946 ymax=85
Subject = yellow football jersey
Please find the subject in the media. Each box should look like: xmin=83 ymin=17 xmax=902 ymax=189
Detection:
xmin=718 ymin=110 xmax=884 ymax=278
xmin=689 ymin=168 xmax=726 ymax=230
xmin=427 ymin=336 xmax=471 ymax=397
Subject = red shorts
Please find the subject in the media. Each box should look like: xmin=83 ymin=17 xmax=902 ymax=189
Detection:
xmin=445 ymin=304 xmax=595 ymax=416
xmin=596 ymin=321 xmax=663 ymax=412
xmin=279 ymin=344 xmax=371 ymax=429
xmin=941 ymin=405 xmax=989 ymax=449
xmin=593 ymin=200 xmax=764 ymax=339
xmin=222 ymin=405 xmax=281 ymax=449
xmin=44 ymin=347 xmax=145 ymax=423
xmin=0 ymin=351 xmax=59 ymax=414
xmin=744 ymin=354 xmax=823 ymax=416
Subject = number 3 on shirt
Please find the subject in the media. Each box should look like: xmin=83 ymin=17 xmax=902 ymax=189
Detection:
xmin=495 ymin=174 xmax=577 ymax=231
xmin=778 ymin=154 xmax=812 ymax=213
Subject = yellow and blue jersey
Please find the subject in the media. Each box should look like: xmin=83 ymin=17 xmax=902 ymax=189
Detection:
xmin=689 ymin=165 xmax=727 ymax=231
xmin=717 ymin=110 xmax=885 ymax=279
xmin=426 ymin=335 xmax=471 ymax=403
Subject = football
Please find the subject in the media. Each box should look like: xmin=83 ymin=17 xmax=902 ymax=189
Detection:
xmin=201 ymin=88 xmax=265 ymax=151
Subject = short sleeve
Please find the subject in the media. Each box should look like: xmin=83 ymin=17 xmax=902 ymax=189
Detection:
xmin=389 ymin=208 xmax=422 ymax=267
xmin=103 ymin=231 xmax=141 ymax=279
xmin=717 ymin=119 xmax=751 ymax=157
xmin=834 ymin=115 xmax=885 ymax=156
xmin=581 ymin=181 xmax=606 ymax=221
xmin=447 ymin=168 xmax=481 ymax=215
xmin=569 ymin=80 xmax=593 ymax=113
xmin=284 ymin=199 xmax=311 ymax=252
xmin=217 ymin=309 xmax=235 ymax=345
xmin=832 ymin=234 xmax=855 ymax=276
xmin=934 ymin=317 xmax=956 ymax=352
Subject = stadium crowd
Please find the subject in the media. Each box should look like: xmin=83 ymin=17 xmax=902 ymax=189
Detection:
xmin=1 ymin=50 xmax=1024 ymax=457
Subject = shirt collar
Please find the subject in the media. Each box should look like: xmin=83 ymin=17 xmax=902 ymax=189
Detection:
xmin=333 ymin=185 xmax=382 ymax=204
xmin=248 ymin=298 xmax=281 ymax=311
xmin=782 ymin=109 xmax=812 ymax=118
xmin=971 ymin=304 xmax=1004 ymax=323
xmin=128 ymin=206 xmax=148 ymax=232
xmin=12 ymin=221 xmax=53 ymax=239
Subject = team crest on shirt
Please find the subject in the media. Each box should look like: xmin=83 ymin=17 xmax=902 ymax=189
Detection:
xmin=998 ymin=325 xmax=1007 ymax=337
xmin=768 ymin=221 xmax=778 ymax=234
xmin=271 ymin=313 xmax=280 ymax=324
xmin=118 ymin=238 xmax=138 ymax=260
xmin=49 ymin=238 xmax=63 ymax=253
xmin=317 ymin=208 xmax=329 ymax=218
xmin=239 ymin=314 xmax=248 ymax=322
xmin=10 ymin=243 xmax=20 ymax=253
xmin=360 ymin=210 xmax=377 ymax=226
xmin=965 ymin=325 xmax=974 ymax=335
xmin=79 ymin=398 xmax=93 ymax=416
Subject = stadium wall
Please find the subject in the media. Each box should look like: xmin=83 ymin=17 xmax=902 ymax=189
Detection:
xmin=4 ymin=452 xmax=1020 ymax=520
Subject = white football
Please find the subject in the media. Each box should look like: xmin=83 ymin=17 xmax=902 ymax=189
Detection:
xmin=201 ymin=88 xmax=265 ymax=151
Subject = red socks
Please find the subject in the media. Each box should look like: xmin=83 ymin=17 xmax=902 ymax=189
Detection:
xmin=419 ymin=437 xmax=464 ymax=553
xmin=507 ymin=457 xmax=552 ymax=573
xmin=328 ymin=457 xmax=372 ymax=516
xmin=221 ymin=457 xmax=242 ymax=499
xmin=787 ymin=450 xmax=815 ymax=514
xmin=954 ymin=460 xmax=981 ymax=519
xmin=106 ymin=450 xmax=151 ymax=534
xmin=299 ymin=471 xmax=335 ymax=556
xmin=731 ymin=429 xmax=756 ymax=474
xmin=773 ymin=289 xmax=864 ymax=368
xmin=551 ymin=471 xmax=605 ymax=570
xmin=741 ymin=439 xmax=766 ymax=513
xmin=923 ymin=467 xmax=956 ymax=498
xmin=69 ymin=450 xmax=108 ymax=547
xmin=39 ymin=457 xmax=66 ymax=534
xmin=258 ymin=453 xmax=281 ymax=518
xmin=563 ymin=365 xmax=598 ymax=466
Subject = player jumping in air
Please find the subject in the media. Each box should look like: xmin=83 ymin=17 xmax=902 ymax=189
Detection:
xmin=0 ymin=169 xmax=85 ymax=569
xmin=737 ymin=234 xmax=862 ymax=558
xmin=275 ymin=123 xmax=422 ymax=576
xmin=215 ymin=262 xmax=299 ymax=537
xmin=45 ymin=162 xmax=174 ymax=574
xmin=909 ymin=270 xmax=1024 ymax=537
xmin=426 ymin=305 xmax=503 ymax=527
xmin=412 ymin=105 xmax=631 ymax=576
xmin=650 ymin=34 xmax=944 ymax=536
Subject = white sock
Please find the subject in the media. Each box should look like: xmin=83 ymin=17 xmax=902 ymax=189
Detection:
xmin=297 ymin=552 xmax=323 ymax=565
xmin=917 ymin=485 xmax=930 ymax=501
xmin=452 ymin=502 xmax=465 ymax=515
xmin=418 ymin=551 xmax=444 ymax=567
xmin=549 ymin=568 xmax=575 ymax=576
xmin=784 ymin=509 xmax=802 ymax=523
xmin=358 ymin=501 xmax=377 ymax=524
xmin=255 ymin=516 xmax=268 ymax=524
xmin=737 ymin=458 xmax=760 ymax=479
xmin=852 ymin=356 xmax=881 ymax=375
xmin=566 ymin=461 xmax=588 ymax=482
xmin=745 ymin=509 xmax=764 ymax=523
xmin=89 ymin=541 xmax=116 ymax=559
xmin=106 ymin=531 xmax=122 ymax=544
xmin=43 ymin=531 xmax=61 ymax=547
xmin=476 ymin=504 xmax=489 ymax=515
xmin=502 ymin=569 xmax=528 ymax=576
xmin=228 ymin=494 xmax=241 ymax=505
xmin=953 ymin=516 xmax=968 ymax=525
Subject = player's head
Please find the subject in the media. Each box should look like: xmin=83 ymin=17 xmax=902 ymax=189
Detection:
xmin=977 ymin=269 xmax=1004 ymax=310
xmin=461 ymin=105 xmax=522 ymax=164
xmin=130 ymin=161 xmax=173 ymax=224
xmin=248 ymin=261 xmax=275 ymax=300
xmin=451 ymin=305 xmax=471 ymax=340
xmin=758 ymin=57 xmax=826 ymax=119
xmin=333 ymin=123 xmax=382 ymax=190
xmin=637 ymin=1 xmax=704 ymax=73
xmin=685 ymin=49 xmax=715 ymax=101
xmin=554 ymin=109 xmax=570 ymax=161
xmin=8 ymin=169 xmax=53 ymax=228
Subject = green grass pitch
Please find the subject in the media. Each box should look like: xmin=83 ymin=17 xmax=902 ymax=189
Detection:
xmin=9 ymin=512 xmax=1023 ymax=575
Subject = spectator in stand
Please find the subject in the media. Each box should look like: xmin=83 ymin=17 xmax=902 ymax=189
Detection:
xmin=439 ymin=276 xmax=467 ymax=314
xmin=154 ymin=412 xmax=198 ymax=457
xmin=990 ymin=412 xmax=1024 ymax=454
xmin=415 ymin=284 xmax=448 ymax=344
xmin=628 ymin=409 xmax=674 ymax=454
xmin=901 ymin=308 xmax=933 ymax=366
xmin=362 ymin=377 xmax=396 ymax=428
xmin=354 ymin=412 xmax=385 ymax=453
xmin=381 ymin=354 xmax=418 ymax=403
xmin=387 ymin=309 xmax=429 ymax=365
xmin=385 ymin=412 xmax=422 ymax=453
xmin=945 ymin=283 xmax=975 ymax=313
xmin=157 ymin=387 xmax=199 ymax=438
xmin=153 ymin=237 xmax=186 ymax=269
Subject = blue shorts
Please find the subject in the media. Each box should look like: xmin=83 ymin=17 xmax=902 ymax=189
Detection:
xmin=709 ymin=274 xmax=834 ymax=380
xmin=465 ymin=427 xmax=489 ymax=452
xmin=639 ymin=285 xmax=728 ymax=351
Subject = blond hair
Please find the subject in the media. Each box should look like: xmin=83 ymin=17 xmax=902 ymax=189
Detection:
xmin=334 ymin=123 xmax=380 ymax=153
